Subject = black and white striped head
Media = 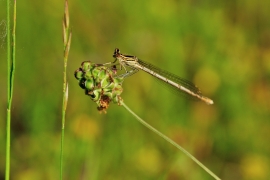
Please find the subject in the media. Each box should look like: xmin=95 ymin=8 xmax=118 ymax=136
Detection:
xmin=113 ymin=48 xmax=121 ymax=58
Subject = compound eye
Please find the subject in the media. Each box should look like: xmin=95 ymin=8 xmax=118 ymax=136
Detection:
xmin=114 ymin=48 xmax=120 ymax=56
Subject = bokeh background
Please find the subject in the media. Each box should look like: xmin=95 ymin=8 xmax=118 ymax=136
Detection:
xmin=1 ymin=0 xmax=270 ymax=179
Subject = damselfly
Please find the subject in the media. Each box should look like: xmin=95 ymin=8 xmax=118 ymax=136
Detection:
xmin=106 ymin=48 xmax=214 ymax=105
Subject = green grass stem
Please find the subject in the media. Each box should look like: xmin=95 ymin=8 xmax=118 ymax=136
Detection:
xmin=60 ymin=0 xmax=71 ymax=179
xmin=121 ymin=102 xmax=221 ymax=180
xmin=5 ymin=0 xmax=16 ymax=180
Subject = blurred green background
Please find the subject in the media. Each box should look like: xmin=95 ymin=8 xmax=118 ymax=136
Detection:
xmin=1 ymin=0 xmax=270 ymax=179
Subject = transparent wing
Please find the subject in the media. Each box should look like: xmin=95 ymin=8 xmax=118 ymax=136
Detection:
xmin=137 ymin=59 xmax=203 ymax=100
